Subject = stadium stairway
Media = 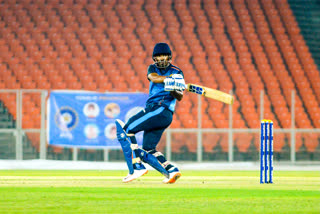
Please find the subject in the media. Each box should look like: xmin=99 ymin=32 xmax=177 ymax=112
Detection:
xmin=0 ymin=100 xmax=15 ymax=129
xmin=0 ymin=100 xmax=15 ymax=159
xmin=0 ymin=132 xmax=15 ymax=159
xmin=289 ymin=0 xmax=320 ymax=70
xmin=0 ymin=100 xmax=39 ymax=159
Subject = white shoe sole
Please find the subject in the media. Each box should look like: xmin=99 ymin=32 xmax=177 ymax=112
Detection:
xmin=122 ymin=169 xmax=148 ymax=183
xmin=163 ymin=172 xmax=181 ymax=184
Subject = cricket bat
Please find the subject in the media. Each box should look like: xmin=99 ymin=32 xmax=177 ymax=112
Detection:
xmin=187 ymin=83 xmax=234 ymax=105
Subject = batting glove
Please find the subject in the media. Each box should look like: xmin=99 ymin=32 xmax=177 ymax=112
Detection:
xmin=164 ymin=77 xmax=175 ymax=91
xmin=172 ymin=74 xmax=186 ymax=91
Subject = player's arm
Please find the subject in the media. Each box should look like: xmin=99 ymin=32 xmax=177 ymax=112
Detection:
xmin=170 ymin=90 xmax=183 ymax=101
xmin=147 ymin=73 xmax=167 ymax=83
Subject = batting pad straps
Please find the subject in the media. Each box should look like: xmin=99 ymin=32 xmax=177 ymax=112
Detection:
xmin=137 ymin=148 xmax=169 ymax=177
xmin=152 ymin=151 xmax=163 ymax=157
xmin=130 ymin=143 xmax=139 ymax=150
xmin=162 ymin=161 xmax=171 ymax=168
xmin=132 ymin=157 xmax=140 ymax=164
xmin=131 ymin=144 xmax=143 ymax=164
xmin=149 ymin=150 xmax=173 ymax=170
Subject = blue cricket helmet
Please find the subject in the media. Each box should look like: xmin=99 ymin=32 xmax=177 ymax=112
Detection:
xmin=152 ymin=43 xmax=172 ymax=57
xmin=152 ymin=43 xmax=172 ymax=68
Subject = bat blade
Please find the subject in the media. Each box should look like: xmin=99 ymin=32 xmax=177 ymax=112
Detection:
xmin=187 ymin=83 xmax=234 ymax=105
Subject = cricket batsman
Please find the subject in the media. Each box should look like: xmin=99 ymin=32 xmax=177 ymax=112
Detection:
xmin=115 ymin=42 xmax=186 ymax=183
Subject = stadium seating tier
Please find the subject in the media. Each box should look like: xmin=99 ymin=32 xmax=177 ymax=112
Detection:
xmin=0 ymin=0 xmax=319 ymax=155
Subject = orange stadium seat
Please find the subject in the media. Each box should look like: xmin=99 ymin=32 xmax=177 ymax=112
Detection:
xmin=171 ymin=133 xmax=186 ymax=153
xmin=0 ymin=0 xmax=319 ymax=157
xmin=259 ymin=0 xmax=320 ymax=127
xmin=203 ymin=133 xmax=220 ymax=153
xmin=234 ymin=133 xmax=253 ymax=153
xmin=185 ymin=133 xmax=197 ymax=153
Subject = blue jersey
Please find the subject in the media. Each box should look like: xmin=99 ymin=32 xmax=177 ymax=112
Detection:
xmin=146 ymin=64 xmax=184 ymax=112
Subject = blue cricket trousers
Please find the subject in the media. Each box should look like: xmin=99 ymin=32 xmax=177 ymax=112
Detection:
xmin=123 ymin=105 xmax=173 ymax=151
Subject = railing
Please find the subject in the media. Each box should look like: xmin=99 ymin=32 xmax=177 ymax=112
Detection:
xmin=166 ymin=91 xmax=320 ymax=163
xmin=0 ymin=89 xmax=46 ymax=160
xmin=0 ymin=89 xmax=319 ymax=162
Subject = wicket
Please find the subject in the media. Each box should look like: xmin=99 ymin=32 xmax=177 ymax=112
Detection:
xmin=260 ymin=119 xmax=274 ymax=184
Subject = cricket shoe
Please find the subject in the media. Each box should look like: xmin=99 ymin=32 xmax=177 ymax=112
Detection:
xmin=162 ymin=167 xmax=181 ymax=184
xmin=122 ymin=168 xmax=148 ymax=183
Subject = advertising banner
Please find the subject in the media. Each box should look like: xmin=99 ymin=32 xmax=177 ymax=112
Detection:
xmin=47 ymin=91 xmax=148 ymax=148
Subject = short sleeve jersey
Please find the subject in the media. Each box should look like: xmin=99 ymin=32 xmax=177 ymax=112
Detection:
xmin=146 ymin=64 xmax=184 ymax=112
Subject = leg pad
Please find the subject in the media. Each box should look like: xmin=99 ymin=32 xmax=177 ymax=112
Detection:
xmin=136 ymin=148 xmax=169 ymax=177
xmin=116 ymin=119 xmax=134 ymax=174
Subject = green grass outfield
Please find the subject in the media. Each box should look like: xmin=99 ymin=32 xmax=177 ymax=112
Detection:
xmin=0 ymin=170 xmax=319 ymax=214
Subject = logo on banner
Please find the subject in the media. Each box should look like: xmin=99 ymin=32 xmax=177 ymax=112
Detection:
xmin=104 ymin=103 xmax=120 ymax=118
xmin=55 ymin=106 xmax=79 ymax=131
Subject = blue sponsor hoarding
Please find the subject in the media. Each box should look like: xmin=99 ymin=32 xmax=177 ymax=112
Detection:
xmin=47 ymin=91 xmax=148 ymax=148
